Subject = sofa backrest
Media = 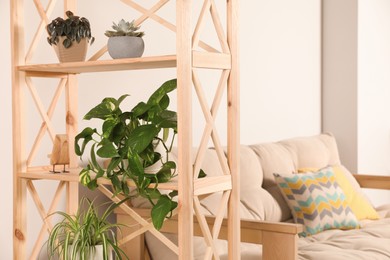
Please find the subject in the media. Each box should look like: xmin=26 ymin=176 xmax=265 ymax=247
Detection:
xmin=198 ymin=133 xmax=342 ymax=222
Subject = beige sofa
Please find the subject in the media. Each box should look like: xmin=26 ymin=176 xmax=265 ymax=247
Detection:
xmin=117 ymin=133 xmax=390 ymax=259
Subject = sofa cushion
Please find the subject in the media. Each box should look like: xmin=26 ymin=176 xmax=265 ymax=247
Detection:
xmin=249 ymin=133 xmax=342 ymax=222
xmin=298 ymin=217 xmax=390 ymax=260
xmin=274 ymin=167 xmax=359 ymax=236
xmin=299 ymin=165 xmax=379 ymax=220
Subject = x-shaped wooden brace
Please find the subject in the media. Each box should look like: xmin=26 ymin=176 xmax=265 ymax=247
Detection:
xmin=26 ymin=77 xmax=67 ymax=168
xmin=26 ymin=180 xmax=66 ymax=259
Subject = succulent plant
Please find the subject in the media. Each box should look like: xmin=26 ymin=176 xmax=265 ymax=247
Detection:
xmin=46 ymin=10 xmax=95 ymax=48
xmin=105 ymin=19 xmax=145 ymax=38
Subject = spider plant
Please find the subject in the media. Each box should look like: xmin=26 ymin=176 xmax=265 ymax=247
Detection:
xmin=46 ymin=197 xmax=128 ymax=260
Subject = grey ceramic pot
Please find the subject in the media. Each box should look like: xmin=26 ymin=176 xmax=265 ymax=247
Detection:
xmin=107 ymin=36 xmax=145 ymax=59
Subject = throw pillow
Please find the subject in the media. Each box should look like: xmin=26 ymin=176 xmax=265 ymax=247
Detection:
xmin=298 ymin=165 xmax=379 ymax=220
xmin=274 ymin=167 xmax=359 ymax=237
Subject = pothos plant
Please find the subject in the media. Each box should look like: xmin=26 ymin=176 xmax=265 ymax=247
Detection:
xmin=75 ymin=79 xmax=204 ymax=230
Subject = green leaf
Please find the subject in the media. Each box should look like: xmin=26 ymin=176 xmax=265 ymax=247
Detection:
xmin=110 ymin=121 xmax=126 ymax=144
xmin=127 ymin=152 xmax=144 ymax=177
xmin=158 ymin=94 xmax=170 ymax=110
xmin=131 ymin=102 xmax=151 ymax=118
xmin=74 ymin=127 xmax=96 ymax=156
xmin=97 ymin=139 xmax=119 ymax=158
xmin=90 ymin=144 xmax=103 ymax=172
xmin=198 ymin=169 xmax=207 ymax=178
xmin=117 ymin=94 xmax=130 ymax=107
xmin=102 ymin=118 xmax=117 ymax=139
xmin=145 ymin=188 xmax=161 ymax=199
xmin=147 ymin=79 xmax=177 ymax=106
xmin=84 ymin=99 xmax=117 ymax=120
xmin=79 ymin=168 xmax=91 ymax=186
xmin=63 ymin=38 xmax=71 ymax=48
xmin=110 ymin=174 xmax=122 ymax=194
xmin=153 ymin=110 xmax=177 ymax=129
xmin=155 ymin=161 xmax=176 ymax=183
xmin=169 ymin=190 xmax=178 ymax=198
xmin=87 ymin=179 xmax=98 ymax=190
xmin=127 ymin=124 xmax=160 ymax=153
xmin=156 ymin=168 xmax=172 ymax=183
xmin=151 ymin=195 xmax=176 ymax=230
xmin=106 ymin=157 xmax=121 ymax=177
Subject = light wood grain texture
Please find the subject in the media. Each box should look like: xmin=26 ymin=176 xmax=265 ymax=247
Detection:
xmin=121 ymin=0 xmax=218 ymax=53
xmin=210 ymin=0 xmax=230 ymax=53
xmin=191 ymin=69 xmax=217 ymax=179
xmin=65 ymin=74 xmax=78 ymax=214
xmin=116 ymin=211 xmax=146 ymax=260
xmin=12 ymin=1 xmax=241 ymax=259
xmin=26 ymin=0 xmax=56 ymax=62
xmin=263 ymin=231 xmax=298 ymax=260
xmin=194 ymin=175 xmax=232 ymax=196
xmin=25 ymin=77 xmax=57 ymax=141
xmin=98 ymin=185 xmax=179 ymax=255
xmin=192 ymin=0 xmax=211 ymax=49
xmin=30 ymin=181 xmax=66 ymax=259
xmin=11 ymin=0 xmax=27 ymax=258
xmin=88 ymin=45 xmax=108 ymax=62
xmin=192 ymin=51 xmax=231 ymax=69
xmin=353 ymin=174 xmax=390 ymax=190
xmin=134 ymin=0 xmax=170 ymax=26
xmin=50 ymin=134 xmax=70 ymax=167
xmin=192 ymin=70 xmax=230 ymax=177
xmin=25 ymin=71 xmax=68 ymax=78
xmin=227 ymin=0 xmax=240 ymax=258
xmin=18 ymin=55 xmax=177 ymax=74
xmin=117 ymin=208 xmax=303 ymax=243
xmin=177 ymin=0 xmax=194 ymax=259
xmin=64 ymin=0 xmax=76 ymax=15
xmin=27 ymin=79 xmax=66 ymax=166
xmin=193 ymin=197 xmax=220 ymax=260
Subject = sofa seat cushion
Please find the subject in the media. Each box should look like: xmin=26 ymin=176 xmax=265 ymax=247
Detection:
xmin=298 ymin=217 xmax=390 ymax=260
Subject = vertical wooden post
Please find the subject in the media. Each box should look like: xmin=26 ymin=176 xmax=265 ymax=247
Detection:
xmin=11 ymin=0 xmax=27 ymax=258
xmin=64 ymin=0 xmax=77 ymax=14
xmin=65 ymin=74 xmax=79 ymax=214
xmin=63 ymin=0 xmax=79 ymax=217
xmin=177 ymin=0 xmax=193 ymax=259
xmin=227 ymin=0 xmax=240 ymax=259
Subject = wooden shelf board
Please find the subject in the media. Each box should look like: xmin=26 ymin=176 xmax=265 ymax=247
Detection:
xmin=18 ymin=55 xmax=177 ymax=74
xmin=19 ymin=168 xmax=80 ymax=182
xmin=18 ymin=168 xmax=231 ymax=194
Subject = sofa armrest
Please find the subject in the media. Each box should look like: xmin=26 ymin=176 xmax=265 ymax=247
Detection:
xmin=116 ymin=207 xmax=302 ymax=260
xmin=353 ymin=174 xmax=390 ymax=190
xmin=160 ymin=216 xmax=302 ymax=260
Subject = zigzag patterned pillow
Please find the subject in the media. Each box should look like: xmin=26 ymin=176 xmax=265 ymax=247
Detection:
xmin=274 ymin=167 xmax=359 ymax=237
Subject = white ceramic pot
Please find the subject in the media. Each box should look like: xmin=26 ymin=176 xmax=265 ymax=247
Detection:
xmin=69 ymin=245 xmax=112 ymax=260
xmin=52 ymin=36 xmax=88 ymax=63
xmin=107 ymin=36 xmax=145 ymax=59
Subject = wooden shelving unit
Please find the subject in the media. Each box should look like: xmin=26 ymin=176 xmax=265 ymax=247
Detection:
xmin=11 ymin=0 xmax=239 ymax=259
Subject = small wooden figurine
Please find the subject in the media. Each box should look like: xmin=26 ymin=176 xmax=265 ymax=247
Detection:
xmin=50 ymin=134 xmax=70 ymax=173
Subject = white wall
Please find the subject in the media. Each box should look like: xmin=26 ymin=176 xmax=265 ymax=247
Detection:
xmin=241 ymin=0 xmax=321 ymax=144
xmin=0 ymin=0 xmax=321 ymax=258
xmin=358 ymin=0 xmax=390 ymax=205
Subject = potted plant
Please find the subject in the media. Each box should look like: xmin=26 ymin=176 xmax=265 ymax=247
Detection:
xmin=75 ymin=79 xmax=178 ymax=230
xmin=105 ymin=19 xmax=145 ymax=59
xmin=46 ymin=10 xmax=95 ymax=62
xmin=46 ymin=197 xmax=127 ymax=260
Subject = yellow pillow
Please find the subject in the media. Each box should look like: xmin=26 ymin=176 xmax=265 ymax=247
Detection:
xmin=298 ymin=165 xmax=379 ymax=220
